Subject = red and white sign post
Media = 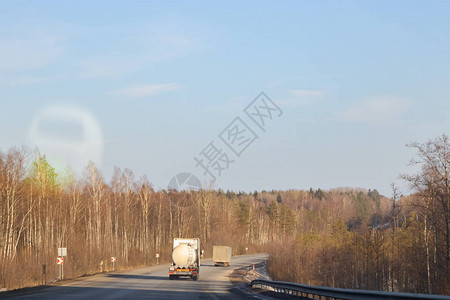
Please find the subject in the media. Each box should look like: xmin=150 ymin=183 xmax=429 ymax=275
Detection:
xmin=155 ymin=253 xmax=159 ymax=264
xmin=57 ymin=257 xmax=64 ymax=280
xmin=57 ymin=247 xmax=67 ymax=280
xmin=111 ymin=257 xmax=116 ymax=271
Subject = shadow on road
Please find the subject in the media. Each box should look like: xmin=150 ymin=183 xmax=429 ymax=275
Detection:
xmin=105 ymin=273 xmax=212 ymax=281
xmin=105 ymin=274 xmax=167 ymax=280
xmin=0 ymin=285 xmax=241 ymax=300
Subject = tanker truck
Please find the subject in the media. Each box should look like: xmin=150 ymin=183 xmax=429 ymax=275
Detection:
xmin=169 ymin=238 xmax=201 ymax=280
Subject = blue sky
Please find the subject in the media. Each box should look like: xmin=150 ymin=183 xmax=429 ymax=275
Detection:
xmin=1 ymin=1 xmax=449 ymax=196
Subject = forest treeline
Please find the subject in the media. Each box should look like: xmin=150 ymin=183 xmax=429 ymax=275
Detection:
xmin=0 ymin=134 xmax=449 ymax=295
xmin=268 ymin=135 xmax=450 ymax=295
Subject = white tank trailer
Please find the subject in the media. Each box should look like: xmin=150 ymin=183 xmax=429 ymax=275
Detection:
xmin=169 ymin=238 xmax=201 ymax=280
xmin=213 ymin=246 xmax=232 ymax=267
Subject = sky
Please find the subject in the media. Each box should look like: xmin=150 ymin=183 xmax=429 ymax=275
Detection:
xmin=1 ymin=0 xmax=450 ymax=196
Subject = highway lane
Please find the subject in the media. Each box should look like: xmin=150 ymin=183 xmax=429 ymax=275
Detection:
xmin=1 ymin=253 xmax=267 ymax=300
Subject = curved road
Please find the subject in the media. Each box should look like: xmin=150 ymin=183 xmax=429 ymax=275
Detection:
xmin=1 ymin=253 xmax=267 ymax=299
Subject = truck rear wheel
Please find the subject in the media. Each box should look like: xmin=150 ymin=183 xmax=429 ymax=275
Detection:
xmin=192 ymin=275 xmax=198 ymax=281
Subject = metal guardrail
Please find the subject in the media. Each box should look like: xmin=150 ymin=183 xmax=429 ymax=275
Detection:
xmin=250 ymin=279 xmax=450 ymax=300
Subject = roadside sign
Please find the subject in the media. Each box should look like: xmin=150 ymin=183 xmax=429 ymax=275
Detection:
xmin=111 ymin=256 xmax=116 ymax=271
xmin=155 ymin=253 xmax=160 ymax=258
xmin=58 ymin=248 xmax=67 ymax=257
xmin=57 ymin=257 xmax=64 ymax=265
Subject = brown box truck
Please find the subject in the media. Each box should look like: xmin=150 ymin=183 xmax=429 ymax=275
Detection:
xmin=213 ymin=246 xmax=232 ymax=267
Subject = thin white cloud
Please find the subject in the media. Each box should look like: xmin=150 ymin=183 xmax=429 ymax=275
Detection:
xmin=209 ymin=96 xmax=247 ymax=113
xmin=288 ymin=89 xmax=323 ymax=97
xmin=278 ymin=89 xmax=324 ymax=107
xmin=145 ymin=31 xmax=197 ymax=61
xmin=339 ymin=97 xmax=410 ymax=124
xmin=0 ymin=34 xmax=63 ymax=72
xmin=79 ymin=60 xmax=139 ymax=79
xmin=109 ymin=83 xmax=181 ymax=98
xmin=444 ymin=110 xmax=450 ymax=118
xmin=78 ymin=23 xmax=203 ymax=79
xmin=5 ymin=76 xmax=49 ymax=87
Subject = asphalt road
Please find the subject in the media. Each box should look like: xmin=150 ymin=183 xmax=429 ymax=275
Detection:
xmin=1 ymin=253 xmax=267 ymax=300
